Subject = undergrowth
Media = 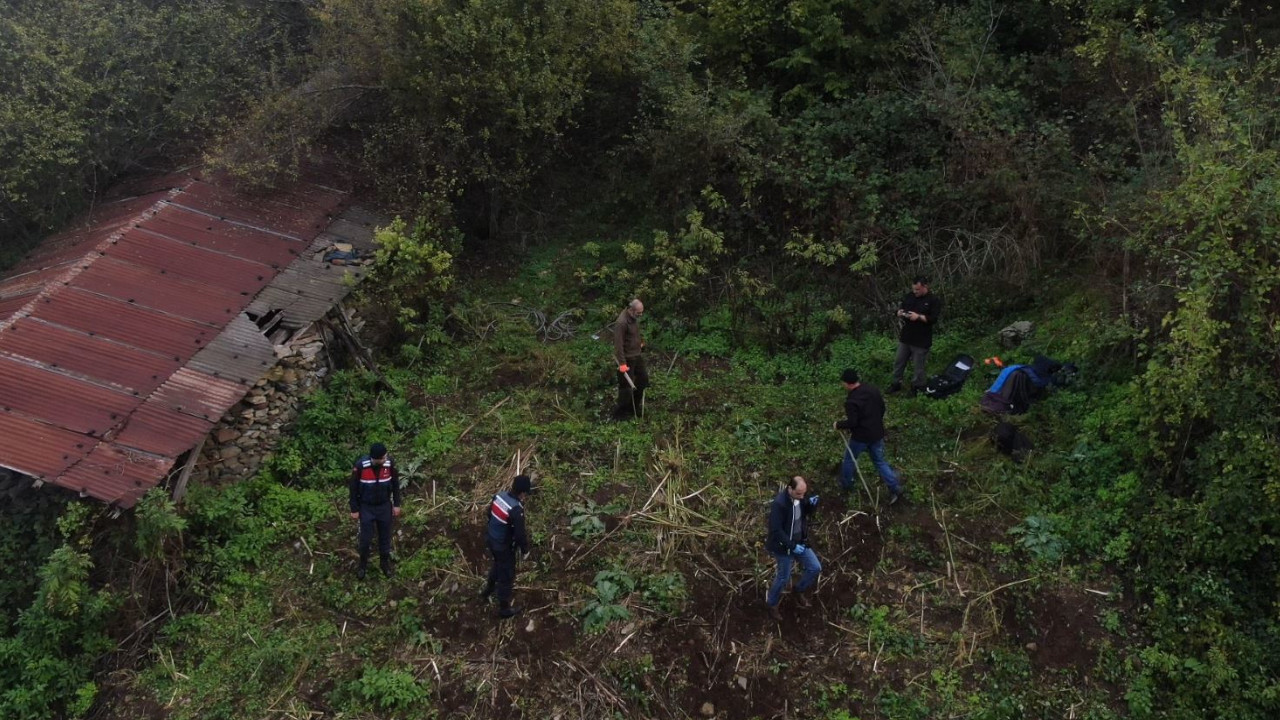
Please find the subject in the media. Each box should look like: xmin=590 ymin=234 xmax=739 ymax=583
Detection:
xmin=89 ymin=244 xmax=1146 ymax=719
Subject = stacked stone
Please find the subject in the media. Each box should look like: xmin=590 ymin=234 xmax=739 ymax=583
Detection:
xmin=192 ymin=328 xmax=331 ymax=486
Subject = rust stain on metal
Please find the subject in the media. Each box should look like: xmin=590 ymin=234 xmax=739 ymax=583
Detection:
xmin=0 ymin=169 xmax=378 ymax=507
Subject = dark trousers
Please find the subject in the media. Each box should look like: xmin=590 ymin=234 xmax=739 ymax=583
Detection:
xmin=486 ymin=547 xmax=517 ymax=607
xmin=893 ymin=342 xmax=929 ymax=388
xmin=358 ymin=504 xmax=393 ymax=564
xmin=614 ymin=354 xmax=649 ymax=418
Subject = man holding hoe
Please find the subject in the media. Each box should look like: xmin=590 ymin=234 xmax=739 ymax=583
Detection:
xmin=612 ymin=298 xmax=648 ymax=420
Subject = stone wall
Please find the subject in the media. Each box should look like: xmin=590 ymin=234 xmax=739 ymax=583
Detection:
xmin=188 ymin=326 xmax=332 ymax=487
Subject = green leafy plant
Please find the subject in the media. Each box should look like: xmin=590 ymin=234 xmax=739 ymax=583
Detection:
xmin=582 ymin=568 xmax=636 ymax=633
xmin=343 ymin=664 xmax=432 ymax=714
xmin=135 ymin=489 xmax=187 ymax=560
xmin=849 ymin=604 xmax=920 ymax=658
xmin=641 ymin=571 xmax=688 ymax=615
xmin=1009 ymin=515 xmax=1065 ymax=564
xmin=570 ymin=501 xmax=606 ymax=539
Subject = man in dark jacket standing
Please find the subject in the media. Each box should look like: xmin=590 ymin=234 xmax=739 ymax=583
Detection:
xmin=612 ymin=298 xmax=648 ymax=420
xmin=348 ymin=443 xmax=402 ymax=579
xmin=764 ymin=476 xmax=822 ymax=622
xmin=889 ymin=275 xmax=942 ymax=395
xmin=835 ymin=369 xmax=904 ymax=504
xmin=481 ymin=474 xmax=533 ymax=618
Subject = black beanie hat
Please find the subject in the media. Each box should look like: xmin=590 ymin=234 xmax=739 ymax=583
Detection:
xmin=369 ymin=443 xmax=388 ymax=459
xmin=841 ymin=368 xmax=859 ymax=384
xmin=513 ymin=474 xmax=534 ymax=494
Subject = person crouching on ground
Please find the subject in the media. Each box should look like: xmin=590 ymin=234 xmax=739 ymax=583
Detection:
xmin=764 ymin=476 xmax=821 ymax=621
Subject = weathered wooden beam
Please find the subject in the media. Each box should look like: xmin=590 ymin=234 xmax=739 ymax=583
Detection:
xmin=171 ymin=434 xmax=207 ymax=504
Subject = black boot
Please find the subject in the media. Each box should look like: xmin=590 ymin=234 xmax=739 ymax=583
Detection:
xmin=498 ymin=604 xmax=523 ymax=619
xmin=380 ymin=555 xmax=393 ymax=578
xmin=479 ymin=582 xmax=494 ymax=602
xmin=886 ymin=381 xmax=902 ymax=395
xmin=356 ymin=562 xmax=367 ymax=580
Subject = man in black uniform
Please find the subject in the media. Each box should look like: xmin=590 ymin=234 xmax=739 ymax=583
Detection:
xmin=889 ymin=275 xmax=942 ymax=395
xmin=481 ymin=474 xmax=534 ymax=618
xmin=348 ymin=443 xmax=402 ymax=579
xmin=612 ymin=298 xmax=648 ymax=420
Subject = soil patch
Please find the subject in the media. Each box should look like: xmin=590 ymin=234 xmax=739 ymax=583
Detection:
xmin=1000 ymin=585 xmax=1108 ymax=672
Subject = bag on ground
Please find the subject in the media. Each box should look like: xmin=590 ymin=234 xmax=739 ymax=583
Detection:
xmin=924 ymin=354 xmax=976 ymax=400
xmin=992 ymin=421 xmax=1034 ymax=461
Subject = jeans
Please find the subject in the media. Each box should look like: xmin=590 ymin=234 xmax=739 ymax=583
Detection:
xmin=840 ymin=437 xmax=902 ymax=495
xmin=766 ymin=547 xmax=822 ymax=607
xmin=893 ymin=342 xmax=929 ymax=388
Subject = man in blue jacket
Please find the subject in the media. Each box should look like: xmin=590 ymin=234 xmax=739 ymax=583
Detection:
xmin=481 ymin=474 xmax=534 ymax=619
xmin=764 ymin=476 xmax=822 ymax=621
xmin=348 ymin=443 xmax=402 ymax=579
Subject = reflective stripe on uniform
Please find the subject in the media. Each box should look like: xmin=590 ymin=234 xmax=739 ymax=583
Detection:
xmin=491 ymin=494 xmax=512 ymax=524
xmin=358 ymin=459 xmax=394 ymax=483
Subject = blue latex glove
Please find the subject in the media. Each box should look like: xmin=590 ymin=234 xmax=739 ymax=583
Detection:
xmin=808 ymin=495 xmax=820 ymax=507
xmin=792 ymin=543 xmax=808 ymax=556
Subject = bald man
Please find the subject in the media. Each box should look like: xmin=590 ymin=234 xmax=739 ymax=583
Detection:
xmin=612 ymin=298 xmax=649 ymax=420
xmin=764 ymin=476 xmax=822 ymax=621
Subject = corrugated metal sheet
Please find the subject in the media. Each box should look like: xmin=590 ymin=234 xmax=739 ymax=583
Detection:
xmin=0 ymin=168 xmax=377 ymax=507
xmin=74 ymin=257 xmax=247 ymax=326
xmin=0 ymin=318 xmax=179 ymax=396
xmin=32 ymin=287 xmax=218 ymax=359
xmin=174 ymin=180 xmax=347 ymax=240
xmin=149 ymin=368 xmax=247 ymax=423
xmin=0 ymin=293 xmax=37 ymax=320
xmin=111 ymin=402 xmax=215 ymax=458
xmin=11 ymin=193 xmax=167 ymax=273
xmin=137 ymin=210 xmax=304 ymax=269
xmin=187 ymin=314 xmax=277 ymax=386
xmin=0 ymin=411 xmax=86 ymax=478
xmin=0 ymin=356 xmax=136 ymax=436
xmin=0 ymin=263 xmax=80 ymax=301
xmin=245 ymin=208 xmax=380 ymax=328
xmin=57 ymin=443 xmax=175 ymax=505
xmin=109 ymin=229 xmax=276 ymax=296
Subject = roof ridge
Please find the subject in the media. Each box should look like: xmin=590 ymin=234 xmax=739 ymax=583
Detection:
xmin=0 ymin=179 xmax=197 ymax=335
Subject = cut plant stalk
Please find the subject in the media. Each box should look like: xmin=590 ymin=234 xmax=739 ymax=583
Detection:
xmin=837 ymin=429 xmax=879 ymax=511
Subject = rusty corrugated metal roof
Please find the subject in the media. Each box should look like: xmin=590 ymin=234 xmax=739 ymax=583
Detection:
xmin=0 ymin=318 xmax=179 ymax=395
xmin=59 ymin=443 xmax=176 ymax=507
xmin=0 ymin=170 xmax=379 ymax=507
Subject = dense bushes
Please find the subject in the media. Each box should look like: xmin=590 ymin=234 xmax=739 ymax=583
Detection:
xmin=0 ymin=0 xmax=298 ymax=262
xmin=0 ymin=504 xmax=115 ymax=719
xmin=6 ymin=0 xmax=1280 ymax=716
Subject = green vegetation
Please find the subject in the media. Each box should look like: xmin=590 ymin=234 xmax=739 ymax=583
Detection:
xmin=0 ymin=0 xmax=300 ymax=258
xmin=4 ymin=0 xmax=1280 ymax=717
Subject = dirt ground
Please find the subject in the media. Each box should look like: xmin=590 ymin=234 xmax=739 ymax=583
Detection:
xmin=407 ymin=487 xmax=1114 ymax=719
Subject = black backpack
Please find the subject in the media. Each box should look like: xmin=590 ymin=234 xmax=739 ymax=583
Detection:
xmin=993 ymin=421 xmax=1034 ymax=462
xmin=924 ymin=354 xmax=976 ymax=400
